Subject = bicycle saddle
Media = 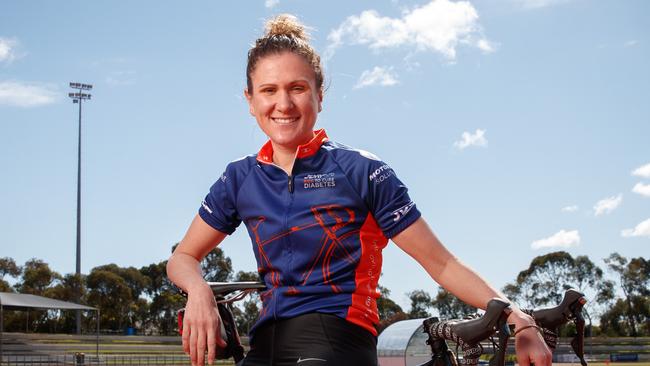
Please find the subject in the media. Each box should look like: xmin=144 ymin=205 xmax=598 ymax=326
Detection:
xmin=207 ymin=281 xmax=267 ymax=297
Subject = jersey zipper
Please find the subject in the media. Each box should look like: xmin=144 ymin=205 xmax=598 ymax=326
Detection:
xmin=267 ymin=165 xmax=296 ymax=320
xmin=288 ymin=174 xmax=294 ymax=193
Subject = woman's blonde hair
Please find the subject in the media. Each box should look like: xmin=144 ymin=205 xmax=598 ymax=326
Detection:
xmin=246 ymin=14 xmax=324 ymax=93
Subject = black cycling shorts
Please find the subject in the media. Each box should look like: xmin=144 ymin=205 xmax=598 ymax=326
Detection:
xmin=238 ymin=312 xmax=378 ymax=366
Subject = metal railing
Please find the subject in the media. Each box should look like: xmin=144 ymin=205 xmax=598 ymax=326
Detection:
xmin=0 ymin=353 xmax=235 ymax=366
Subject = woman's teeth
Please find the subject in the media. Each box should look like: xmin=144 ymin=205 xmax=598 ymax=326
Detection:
xmin=272 ymin=117 xmax=298 ymax=124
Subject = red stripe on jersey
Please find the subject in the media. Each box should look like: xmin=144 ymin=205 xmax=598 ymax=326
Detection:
xmin=345 ymin=213 xmax=388 ymax=336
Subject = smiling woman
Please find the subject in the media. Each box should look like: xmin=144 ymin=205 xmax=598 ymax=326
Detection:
xmin=166 ymin=13 xmax=552 ymax=366
xmin=244 ymin=51 xmax=322 ymax=173
xmin=243 ymin=15 xmax=324 ymax=173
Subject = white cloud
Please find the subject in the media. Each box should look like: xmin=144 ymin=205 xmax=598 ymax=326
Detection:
xmin=265 ymin=0 xmax=279 ymax=8
xmin=561 ymin=205 xmax=578 ymax=213
xmin=0 ymin=81 xmax=59 ymax=107
xmin=624 ymin=40 xmax=639 ymax=47
xmin=454 ymin=129 xmax=487 ymax=150
xmin=477 ymin=39 xmax=495 ymax=53
xmin=0 ymin=37 xmax=18 ymax=63
xmin=354 ymin=66 xmax=399 ymax=89
xmin=632 ymin=163 xmax=650 ymax=178
xmin=327 ymin=0 xmax=491 ymax=61
xmin=632 ymin=182 xmax=650 ymax=197
xmin=621 ymin=218 xmax=650 ymax=238
xmin=531 ymin=230 xmax=580 ymax=250
xmin=593 ymin=194 xmax=622 ymax=216
xmin=514 ymin=0 xmax=570 ymax=9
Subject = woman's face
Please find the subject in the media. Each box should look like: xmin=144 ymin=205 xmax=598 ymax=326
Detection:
xmin=245 ymin=52 xmax=322 ymax=152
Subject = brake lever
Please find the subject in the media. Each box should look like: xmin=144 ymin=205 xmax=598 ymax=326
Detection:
xmin=570 ymin=298 xmax=588 ymax=366
xmin=489 ymin=322 xmax=512 ymax=366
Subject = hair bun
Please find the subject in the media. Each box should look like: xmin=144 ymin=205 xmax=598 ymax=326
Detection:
xmin=265 ymin=14 xmax=310 ymax=41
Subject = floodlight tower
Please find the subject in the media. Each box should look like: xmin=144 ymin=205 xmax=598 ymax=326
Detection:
xmin=68 ymin=82 xmax=92 ymax=335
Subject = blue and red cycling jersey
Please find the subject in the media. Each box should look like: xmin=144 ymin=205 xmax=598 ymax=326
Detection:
xmin=199 ymin=129 xmax=421 ymax=336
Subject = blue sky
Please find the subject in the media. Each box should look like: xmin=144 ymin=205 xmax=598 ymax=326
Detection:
xmin=1 ymin=0 xmax=648 ymax=310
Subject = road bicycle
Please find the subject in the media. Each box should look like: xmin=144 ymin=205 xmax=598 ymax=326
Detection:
xmin=419 ymin=289 xmax=587 ymax=366
xmin=178 ymin=284 xmax=587 ymax=366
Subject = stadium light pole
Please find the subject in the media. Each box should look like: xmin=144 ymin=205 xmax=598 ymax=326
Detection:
xmin=68 ymin=82 xmax=92 ymax=335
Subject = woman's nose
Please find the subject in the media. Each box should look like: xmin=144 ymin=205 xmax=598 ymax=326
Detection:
xmin=275 ymin=91 xmax=294 ymax=112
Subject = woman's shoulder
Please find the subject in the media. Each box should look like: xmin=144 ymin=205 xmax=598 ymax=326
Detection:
xmin=222 ymin=153 xmax=259 ymax=176
xmin=323 ymin=140 xmax=386 ymax=168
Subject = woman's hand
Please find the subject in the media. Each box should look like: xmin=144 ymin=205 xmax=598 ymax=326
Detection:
xmin=166 ymin=216 xmax=229 ymax=365
xmin=508 ymin=309 xmax=552 ymax=366
xmin=181 ymin=283 xmax=227 ymax=366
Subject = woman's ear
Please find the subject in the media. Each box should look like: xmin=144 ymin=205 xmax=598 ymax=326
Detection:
xmin=244 ymin=88 xmax=255 ymax=116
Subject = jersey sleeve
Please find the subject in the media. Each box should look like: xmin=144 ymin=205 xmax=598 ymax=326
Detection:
xmin=336 ymin=148 xmax=421 ymax=238
xmin=198 ymin=163 xmax=242 ymax=234
xmin=364 ymin=158 xmax=421 ymax=238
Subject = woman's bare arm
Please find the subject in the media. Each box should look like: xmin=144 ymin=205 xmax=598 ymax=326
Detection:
xmin=167 ymin=214 xmax=228 ymax=366
xmin=392 ymin=217 xmax=552 ymax=366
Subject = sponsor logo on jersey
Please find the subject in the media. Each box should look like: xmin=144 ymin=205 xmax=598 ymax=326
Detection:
xmin=303 ymin=172 xmax=336 ymax=189
xmin=201 ymin=199 xmax=213 ymax=214
xmin=369 ymin=164 xmax=395 ymax=185
xmin=392 ymin=201 xmax=415 ymax=222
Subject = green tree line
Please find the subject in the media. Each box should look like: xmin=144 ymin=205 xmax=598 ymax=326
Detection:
xmin=0 ymin=251 xmax=647 ymax=337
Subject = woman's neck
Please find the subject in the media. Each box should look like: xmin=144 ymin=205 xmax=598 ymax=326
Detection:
xmin=272 ymin=144 xmax=298 ymax=175
xmin=269 ymin=131 xmax=317 ymax=175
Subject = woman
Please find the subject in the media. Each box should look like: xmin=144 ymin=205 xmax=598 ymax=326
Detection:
xmin=167 ymin=14 xmax=552 ymax=366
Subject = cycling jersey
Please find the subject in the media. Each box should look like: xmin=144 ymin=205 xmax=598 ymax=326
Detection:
xmin=199 ymin=129 xmax=421 ymax=337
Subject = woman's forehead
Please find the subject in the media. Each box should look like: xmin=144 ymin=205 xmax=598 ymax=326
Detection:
xmin=251 ymin=52 xmax=317 ymax=85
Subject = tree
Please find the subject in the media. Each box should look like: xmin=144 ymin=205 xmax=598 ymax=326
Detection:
xmin=373 ymin=284 xmax=407 ymax=334
xmin=603 ymin=253 xmax=650 ymax=336
xmin=503 ymin=251 xmax=576 ymax=308
xmin=502 ymin=283 xmax=521 ymax=305
xmin=202 ymin=247 xmax=233 ymax=282
xmin=91 ymin=264 xmax=150 ymax=299
xmin=599 ymin=295 xmax=650 ymax=336
xmin=85 ymin=264 xmax=150 ymax=331
xmin=0 ymin=256 xmax=21 ymax=282
xmin=232 ymin=271 xmax=262 ymax=335
xmin=10 ymin=259 xmax=63 ymax=332
xmin=141 ymin=260 xmax=186 ymax=335
xmin=407 ymin=289 xmax=432 ymax=318
xmin=44 ymin=273 xmax=86 ymax=333
xmin=571 ymin=255 xmax=606 ymax=334
xmin=0 ymin=279 xmax=11 ymax=292
xmin=377 ymin=285 xmax=403 ymax=320
xmin=15 ymin=258 xmax=61 ymax=295
xmin=86 ymin=267 xmax=133 ymax=330
xmin=432 ymin=287 xmax=476 ymax=320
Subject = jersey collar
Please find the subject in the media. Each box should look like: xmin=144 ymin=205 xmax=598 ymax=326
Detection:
xmin=256 ymin=129 xmax=329 ymax=165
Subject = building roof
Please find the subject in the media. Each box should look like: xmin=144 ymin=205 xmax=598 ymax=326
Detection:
xmin=0 ymin=292 xmax=96 ymax=311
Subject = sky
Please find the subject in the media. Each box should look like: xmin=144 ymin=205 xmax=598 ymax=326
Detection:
xmin=1 ymin=0 xmax=648 ymax=310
